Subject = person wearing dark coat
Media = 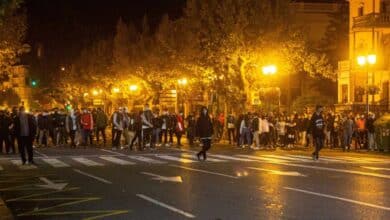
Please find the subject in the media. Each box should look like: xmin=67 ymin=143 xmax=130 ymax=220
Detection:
xmin=0 ymin=110 xmax=12 ymax=154
xmin=310 ymin=105 xmax=325 ymax=160
xmin=14 ymin=106 xmax=37 ymax=165
xmin=196 ymin=107 xmax=213 ymax=161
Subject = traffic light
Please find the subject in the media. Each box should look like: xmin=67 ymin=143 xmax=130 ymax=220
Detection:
xmin=31 ymin=80 xmax=37 ymax=87
xmin=65 ymin=104 xmax=72 ymax=111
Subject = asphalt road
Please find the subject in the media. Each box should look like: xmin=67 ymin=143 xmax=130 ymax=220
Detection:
xmin=0 ymin=145 xmax=389 ymax=220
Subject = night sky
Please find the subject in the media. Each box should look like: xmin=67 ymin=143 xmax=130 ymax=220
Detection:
xmin=23 ymin=0 xmax=186 ymax=75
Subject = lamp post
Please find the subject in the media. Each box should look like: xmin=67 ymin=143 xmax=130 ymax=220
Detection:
xmin=177 ymin=78 xmax=188 ymax=114
xmin=357 ymin=54 xmax=376 ymax=115
xmin=262 ymin=65 xmax=280 ymax=112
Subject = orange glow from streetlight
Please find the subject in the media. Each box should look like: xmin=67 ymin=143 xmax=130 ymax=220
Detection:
xmin=92 ymin=89 xmax=99 ymax=96
xmin=112 ymin=87 xmax=120 ymax=93
xmin=367 ymin=54 xmax=376 ymax=65
xmin=178 ymin=78 xmax=188 ymax=85
xmin=129 ymin=85 xmax=138 ymax=91
xmin=262 ymin=65 xmax=277 ymax=75
xmin=357 ymin=56 xmax=366 ymax=66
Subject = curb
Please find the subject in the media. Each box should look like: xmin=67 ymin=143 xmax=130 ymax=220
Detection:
xmin=0 ymin=197 xmax=14 ymax=220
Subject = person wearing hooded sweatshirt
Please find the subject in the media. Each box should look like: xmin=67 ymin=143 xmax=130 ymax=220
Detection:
xmin=310 ymin=105 xmax=325 ymax=160
xmin=66 ymin=109 xmax=79 ymax=148
xmin=196 ymin=107 xmax=213 ymax=161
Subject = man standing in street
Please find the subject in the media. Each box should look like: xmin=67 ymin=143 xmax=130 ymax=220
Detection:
xmin=366 ymin=112 xmax=376 ymax=151
xmin=95 ymin=108 xmax=108 ymax=147
xmin=0 ymin=110 xmax=11 ymax=154
xmin=310 ymin=105 xmax=325 ymax=160
xmin=196 ymin=107 xmax=213 ymax=161
xmin=14 ymin=106 xmax=37 ymax=165
xmin=141 ymin=104 xmax=154 ymax=149
xmin=112 ymin=107 xmax=124 ymax=150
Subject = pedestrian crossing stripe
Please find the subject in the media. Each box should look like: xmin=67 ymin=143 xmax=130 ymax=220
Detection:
xmin=262 ymin=155 xmax=312 ymax=162
xmin=236 ymin=154 xmax=289 ymax=163
xmin=180 ymin=153 xmax=227 ymax=162
xmin=127 ymin=155 xmax=166 ymax=164
xmin=72 ymin=158 xmax=104 ymax=166
xmin=41 ymin=158 xmax=70 ymax=168
xmin=210 ymin=154 xmax=256 ymax=162
xmin=10 ymin=160 xmax=37 ymax=170
xmin=287 ymin=155 xmax=343 ymax=163
xmin=99 ymin=156 xmax=135 ymax=165
xmin=154 ymin=155 xmax=197 ymax=163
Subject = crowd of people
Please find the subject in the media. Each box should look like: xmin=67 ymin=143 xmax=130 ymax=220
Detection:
xmin=0 ymin=103 xmax=387 ymax=163
xmin=224 ymin=108 xmax=380 ymax=153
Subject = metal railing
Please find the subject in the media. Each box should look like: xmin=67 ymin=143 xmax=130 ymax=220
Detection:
xmin=353 ymin=13 xmax=390 ymax=28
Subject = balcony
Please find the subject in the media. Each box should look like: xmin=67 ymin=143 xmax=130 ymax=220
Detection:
xmin=353 ymin=13 xmax=390 ymax=29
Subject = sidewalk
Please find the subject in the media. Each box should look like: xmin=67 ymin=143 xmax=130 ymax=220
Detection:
xmin=0 ymin=197 xmax=13 ymax=220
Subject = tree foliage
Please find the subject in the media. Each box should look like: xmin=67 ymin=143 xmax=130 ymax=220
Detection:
xmin=54 ymin=0 xmax=336 ymax=111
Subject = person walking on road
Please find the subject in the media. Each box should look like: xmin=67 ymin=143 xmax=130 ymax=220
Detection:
xmin=196 ymin=107 xmax=213 ymax=161
xmin=310 ymin=105 xmax=325 ymax=160
xmin=14 ymin=106 xmax=37 ymax=165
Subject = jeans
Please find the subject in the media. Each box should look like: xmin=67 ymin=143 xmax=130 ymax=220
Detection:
xmin=228 ymin=128 xmax=235 ymax=144
xmin=368 ymin=132 xmax=375 ymax=150
xmin=112 ymin=129 xmax=122 ymax=147
xmin=18 ymin=136 xmax=34 ymax=163
xmin=152 ymin=128 xmax=161 ymax=147
xmin=240 ymin=128 xmax=252 ymax=146
xmin=82 ymin=129 xmax=92 ymax=146
xmin=39 ymin=129 xmax=49 ymax=146
xmin=198 ymin=138 xmax=211 ymax=160
xmin=253 ymin=131 xmax=260 ymax=147
xmin=96 ymin=127 xmax=106 ymax=145
xmin=343 ymin=132 xmax=352 ymax=150
xmin=313 ymin=136 xmax=324 ymax=158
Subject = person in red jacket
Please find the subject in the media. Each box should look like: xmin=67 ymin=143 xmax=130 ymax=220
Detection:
xmin=176 ymin=113 xmax=185 ymax=147
xmin=80 ymin=108 xmax=94 ymax=147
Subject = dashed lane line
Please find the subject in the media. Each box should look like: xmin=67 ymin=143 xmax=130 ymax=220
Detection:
xmin=136 ymin=194 xmax=195 ymax=218
xmin=285 ymin=187 xmax=390 ymax=211
xmin=170 ymin=165 xmax=239 ymax=179
xmin=73 ymin=169 xmax=112 ymax=184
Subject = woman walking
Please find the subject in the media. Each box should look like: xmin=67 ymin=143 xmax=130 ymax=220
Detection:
xmin=196 ymin=107 xmax=213 ymax=161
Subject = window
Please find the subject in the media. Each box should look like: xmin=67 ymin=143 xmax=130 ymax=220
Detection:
xmin=354 ymin=86 xmax=365 ymax=102
xmin=341 ymin=84 xmax=348 ymax=103
xmin=358 ymin=6 xmax=364 ymax=16
xmin=381 ymin=1 xmax=388 ymax=13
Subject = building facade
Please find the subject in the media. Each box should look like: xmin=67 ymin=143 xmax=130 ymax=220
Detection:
xmin=338 ymin=0 xmax=390 ymax=112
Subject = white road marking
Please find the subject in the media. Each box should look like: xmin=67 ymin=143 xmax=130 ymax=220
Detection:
xmin=34 ymin=150 xmax=48 ymax=158
xmin=285 ymin=187 xmax=390 ymax=211
xmin=100 ymin=149 xmax=125 ymax=156
xmin=72 ymin=157 xmax=103 ymax=166
xmin=100 ymin=156 xmax=135 ymax=165
xmin=73 ymin=169 xmax=112 ymax=184
xmin=155 ymin=155 xmax=197 ymax=163
xmin=41 ymin=158 xmax=70 ymax=168
xmin=11 ymin=160 xmax=37 ymax=170
xmin=247 ymin=167 xmax=306 ymax=177
xmin=263 ymin=154 xmax=312 ymax=162
xmin=141 ymin=172 xmax=183 ymax=183
xmin=136 ymin=194 xmax=195 ymax=218
xmin=236 ymin=154 xmax=288 ymax=163
xmin=170 ymin=165 xmax=239 ymax=179
xmin=287 ymin=155 xmax=344 ymax=163
xmin=278 ymin=163 xmax=390 ymax=180
xmin=210 ymin=154 xmax=255 ymax=162
xmin=362 ymin=166 xmax=390 ymax=171
xmin=127 ymin=155 xmax=166 ymax=164
xmin=180 ymin=154 xmax=227 ymax=162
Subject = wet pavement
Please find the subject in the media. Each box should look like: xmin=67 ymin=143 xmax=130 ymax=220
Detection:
xmin=0 ymin=145 xmax=389 ymax=219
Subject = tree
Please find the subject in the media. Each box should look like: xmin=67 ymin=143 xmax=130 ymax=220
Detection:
xmin=0 ymin=0 xmax=29 ymax=84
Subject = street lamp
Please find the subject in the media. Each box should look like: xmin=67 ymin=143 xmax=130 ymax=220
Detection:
xmin=356 ymin=54 xmax=376 ymax=114
xmin=129 ymin=85 xmax=138 ymax=92
xmin=112 ymin=87 xmax=120 ymax=94
xmin=178 ymin=78 xmax=188 ymax=86
xmin=92 ymin=89 xmax=99 ymax=96
xmin=262 ymin=65 xmax=277 ymax=75
xmin=261 ymin=65 xmax=280 ymax=111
